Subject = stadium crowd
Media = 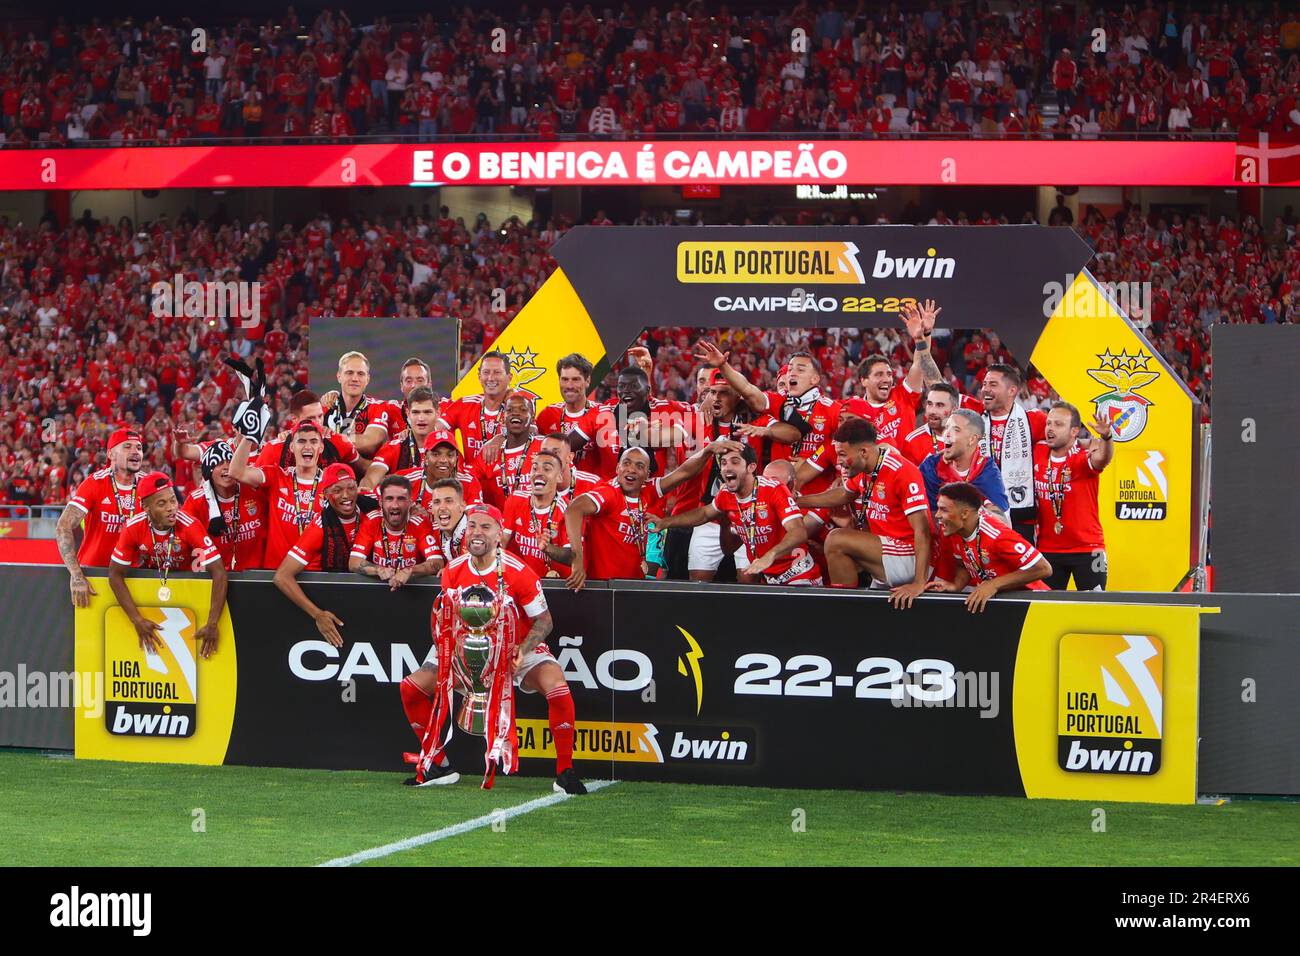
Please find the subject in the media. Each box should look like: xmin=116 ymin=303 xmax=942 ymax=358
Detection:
xmin=3 ymin=196 xmax=1295 ymax=516
xmin=2 ymin=1 xmax=1300 ymax=146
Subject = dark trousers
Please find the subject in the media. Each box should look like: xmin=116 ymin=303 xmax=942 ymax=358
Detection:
xmin=1043 ymin=551 xmax=1108 ymax=591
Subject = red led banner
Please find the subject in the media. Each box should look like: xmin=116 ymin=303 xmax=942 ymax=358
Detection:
xmin=0 ymin=140 xmax=1261 ymax=191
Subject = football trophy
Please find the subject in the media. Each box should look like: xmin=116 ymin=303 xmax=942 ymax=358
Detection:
xmin=452 ymin=584 xmax=501 ymax=735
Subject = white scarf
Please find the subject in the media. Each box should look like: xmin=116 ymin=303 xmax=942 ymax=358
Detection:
xmin=983 ymin=403 xmax=1034 ymax=514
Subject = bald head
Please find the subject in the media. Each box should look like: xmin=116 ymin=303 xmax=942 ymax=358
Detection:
xmin=763 ymin=458 xmax=796 ymax=490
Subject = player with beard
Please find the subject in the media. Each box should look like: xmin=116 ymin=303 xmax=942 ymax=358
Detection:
xmin=763 ymin=457 xmax=834 ymax=580
xmin=408 ymin=430 xmax=483 ymax=514
xmin=980 ymin=363 xmax=1047 ymax=537
xmin=322 ymin=351 xmax=397 ymax=458
xmin=530 ymin=432 xmax=601 ymax=501
xmin=568 ymin=365 xmax=694 ymax=481
xmin=58 ymin=427 xmax=145 ymax=606
xmin=404 ymin=504 xmax=587 ymax=795
xmin=439 ymin=350 xmax=513 ymax=466
xmin=360 ymin=387 xmax=441 ymax=490
xmin=472 ymin=392 xmax=540 ymax=510
xmin=536 ymin=353 xmax=599 ymax=471
xmin=927 ymin=481 xmax=1052 ymax=612
xmin=230 ymin=420 xmax=329 ymax=568
xmin=181 ymin=439 xmax=269 ymax=571
xmin=503 ymin=449 xmax=571 ymax=577
xmin=900 ymin=383 xmax=960 ymax=465
xmin=349 ymin=475 xmax=441 ymax=588
xmin=847 ymin=299 xmax=946 ymax=451
xmin=109 ymin=472 xmax=226 ymax=659
xmin=652 ymin=444 xmax=821 ymax=586
xmin=274 ymin=465 xmax=363 ymax=645
xmin=795 ymin=418 xmax=932 ymax=605
xmin=427 ymin=477 xmax=471 ymax=564
xmin=918 ymin=409 xmax=1010 ymax=518
xmin=1032 ymin=402 xmax=1114 ymax=591
xmin=694 ymin=342 xmax=842 ymax=494
xmin=677 ymin=369 xmax=800 ymax=582
xmin=564 ymin=441 xmax=728 ymax=589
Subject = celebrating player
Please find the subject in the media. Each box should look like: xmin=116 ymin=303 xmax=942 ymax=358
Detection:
xmin=274 ymin=464 xmax=363 ymax=646
xmin=426 ymin=477 xmax=471 ymax=564
xmin=927 ymin=481 xmax=1052 ymax=612
xmin=229 ymin=420 xmax=329 ymax=568
xmin=980 ymin=363 xmax=1047 ymax=536
xmin=406 ymin=430 xmax=484 ymax=512
xmin=324 ymin=351 xmax=396 ymax=458
xmin=108 ymin=472 xmax=226 ymax=659
xmin=568 ymin=364 xmax=694 ymax=480
xmin=254 ymin=390 xmax=360 ymax=470
xmin=899 ymin=383 xmax=961 ymax=465
xmin=1032 ymin=402 xmax=1114 ymax=590
xmin=472 ymin=391 xmax=539 ymax=509
xmin=404 ymin=503 xmax=587 ymax=796
xmin=438 ymin=350 xmax=513 ymax=466
xmin=918 ymin=409 xmax=1009 ymax=517
xmin=57 ymin=427 xmax=146 ymax=606
xmin=181 ymin=439 xmax=269 ymax=571
xmin=348 ymin=475 xmax=442 ymax=589
xmin=795 ymin=418 xmax=931 ymax=604
xmin=652 ymin=443 xmax=821 ymax=586
xmin=360 ymin=387 xmax=442 ymax=489
xmin=536 ymin=353 xmax=599 ymax=470
xmin=503 ymin=449 xmax=571 ymax=577
xmin=849 ymin=298 xmax=945 ymax=449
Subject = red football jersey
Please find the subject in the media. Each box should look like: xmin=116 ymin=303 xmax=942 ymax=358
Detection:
xmin=430 ymin=514 xmax=470 ymax=565
xmin=799 ymin=440 xmax=842 ymax=495
xmin=503 ymin=491 xmax=571 ymax=577
xmin=408 ymin=471 xmax=484 ymax=509
xmin=713 ymin=477 xmax=804 ymax=576
xmin=286 ymin=512 xmax=360 ymax=570
xmin=536 ymin=401 xmax=600 ymax=470
xmin=899 ymin=424 xmax=944 ymax=465
xmin=68 ymin=468 xmax=144 ymax=567
xmin=857 ymin=381 xmax=921 ymax=448
xmin=572 ymin=399 xmax=693 ymax=480
xmin=327 ymin=395 xmax=395 ymax=445
xmin=181 ymin=484 xmax=268 ymax=571
xmin=438 ymin=394 xmax=507 ymax=466
xmin=935 ymin=513 xmax=1050 ymax=589
xmin=437 ymin=551 xmax=548 ymax=643
xmin=258 ymin=464 xmax=328 ymax=569
xmin=349 ymin=512 xmax=439 ymax=568
xmin=842 ymin=446 xmax=929 ymax=554
xmin=759 ymin=390 xmax=841 ymax=465
xmin=575 ymin=477 xmax=667 ymax=579
xmin=369 ymin=433 xmax=430 ymax=478
xmin=561 ymin=469 xmax=601 ymax=503
xmin=1032 ymin=442 xmax=1105 ymax=553
xmin=110 ymin=510 xmax=221 ymax=570
xmin=472 ymin=436 xmax=537 ymax=510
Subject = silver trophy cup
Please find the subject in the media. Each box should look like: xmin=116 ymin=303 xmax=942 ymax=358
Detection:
xmin=452 ymin=584 xmax=500 ymax=735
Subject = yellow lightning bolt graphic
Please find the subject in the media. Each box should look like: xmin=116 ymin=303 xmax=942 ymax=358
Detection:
xmin=675 ymin=625 xmax=705 ymax=716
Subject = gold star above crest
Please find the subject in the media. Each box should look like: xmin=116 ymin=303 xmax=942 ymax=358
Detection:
xmin=1097 ymin=348 xmax=1118 ymax=369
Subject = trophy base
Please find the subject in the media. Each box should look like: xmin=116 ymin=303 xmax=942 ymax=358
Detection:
xmin=456 ymin=694 xmax=489 ymax=737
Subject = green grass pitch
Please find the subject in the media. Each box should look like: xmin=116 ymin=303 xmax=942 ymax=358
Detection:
xmin=1 ymin=751 xmax=1295 ymax=867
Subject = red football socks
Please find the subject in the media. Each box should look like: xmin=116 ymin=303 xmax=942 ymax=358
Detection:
xmin=400 ymin=677 xmax=433 ymax=739
xmin=545 ymin=685 xmax=576 ymax=774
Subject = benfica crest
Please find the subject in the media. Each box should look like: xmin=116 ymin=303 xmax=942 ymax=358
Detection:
xmin=1087 ymin=348 xmax=1159 ymax=443
xmin=502 ymin=346 xmax=546 ymax=400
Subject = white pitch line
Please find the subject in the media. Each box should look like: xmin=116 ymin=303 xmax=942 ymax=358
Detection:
xmin=317 ymin=780 xmax=617 ymax=867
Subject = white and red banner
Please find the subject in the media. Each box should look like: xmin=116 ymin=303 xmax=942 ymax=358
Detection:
xmin=0 ymin=139 xmax=1261 ymax=191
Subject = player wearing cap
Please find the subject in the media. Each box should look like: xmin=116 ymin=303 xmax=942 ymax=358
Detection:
xmin=402 ymin=429 xmax=484 ymax=515
xmin=652 ymin=443 xmax=822 ymax=586
xmin=404 ymin=502 xmax=587 ymax=796
xmin=181 ymin=439 xmax=269 ymax=571
xmin=108 ymin=472 xmax=226 ymax=659
xmin=1032 ymin=402 xmax=1114 ymax=591
xmin=274 ymin=465 xmax=362 ymax=646
xmin=795 ymin=418 xmax=932 ymax=605
xmin=230 ymin=420 xmax=329 ymax=568
xmin=536 ymin=353 xmax=600 ymax=471
xmin=349 ymin=475 xmax=442 ymax=588
xmin=359 ymin=387 xmax=441 ymax=489
xmin=472 ymin=391 xmax=540 ymax=510
xmin=927 ymin=481 xmax=1052 ymax=612
xmin=503 ymin=449 xmax=571 ymax=578
xmin=57 ymin=427 xmax=147 ymax=607
xmin=438 ymin=350 xmax=513 ymax=466
xmin=564 ymin=440 xmax=736 ymax=589
xmin=694 ymin=341 xmax=843 ymax=494
xmin=321 ymin=351 xmax=397 ymax=458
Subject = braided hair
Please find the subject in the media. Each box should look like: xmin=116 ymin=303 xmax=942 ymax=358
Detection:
xmin=319 ymin=504 xmax=353 ymax=571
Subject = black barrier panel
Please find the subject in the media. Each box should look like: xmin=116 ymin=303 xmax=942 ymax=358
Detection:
xmin=1209 ymin=324 xmax=1300 ymax=593
xmin=608 ymin=589 xmax=1024 ymax=794
xmin=225 ymin=578 xmax=614 ymax=776
xmin=0 ymin=566 xmax=76 ymax=749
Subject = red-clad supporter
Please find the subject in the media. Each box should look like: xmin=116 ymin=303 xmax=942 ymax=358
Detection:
xmin=107 ymin=471 xmax=227 ymax=660
xmin=927 ymin=481 xmax=1052 ymax=612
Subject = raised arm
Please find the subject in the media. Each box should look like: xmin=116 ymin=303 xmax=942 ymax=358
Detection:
xmin=693 ymin=340 xmax=768 ymax=412
xmin=1088 ymin=411 xmax=1115 ymax=471
xmin=902 ymin=299 xmax=943 ymax=393
xmin=229 ymin=436 xmax=266 ymax=487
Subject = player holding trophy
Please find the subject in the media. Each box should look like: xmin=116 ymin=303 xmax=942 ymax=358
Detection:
xmin=402 ymin=503 xmax=586 ymax=794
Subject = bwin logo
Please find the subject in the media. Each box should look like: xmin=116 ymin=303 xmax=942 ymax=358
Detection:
xmin=871 ymin=247 xmax=956 ymax=279
xmin=111 ymin=705 xmax=191 ymax=736
xmin=669 ymin=730 xmax=749 ymax=762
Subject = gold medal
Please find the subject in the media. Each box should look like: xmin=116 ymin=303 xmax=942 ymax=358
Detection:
xmin=1054 ymin=520 xmax=1064 ymax=535
xmin=158 ymin=585 xmax=172 ymax=602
